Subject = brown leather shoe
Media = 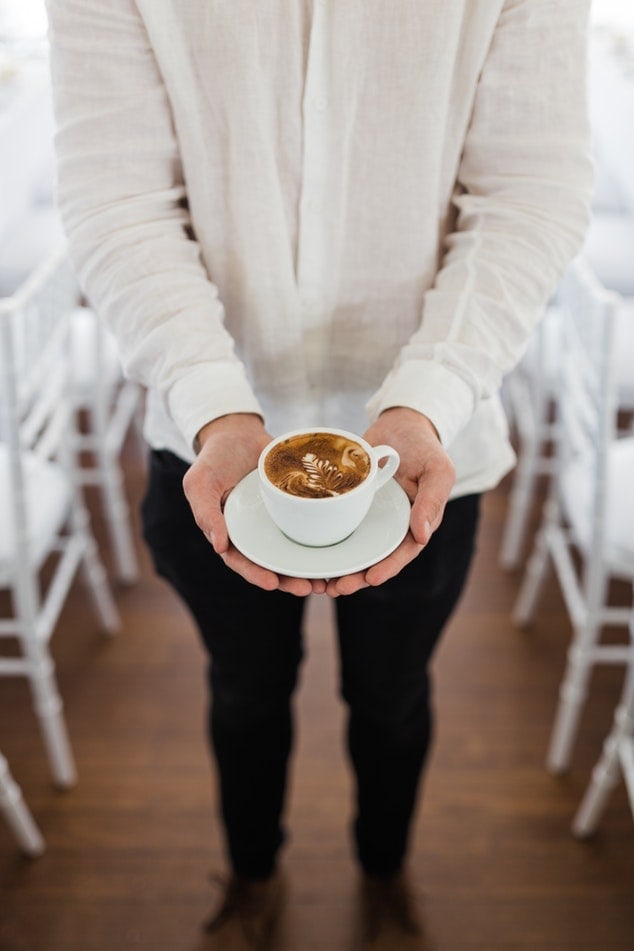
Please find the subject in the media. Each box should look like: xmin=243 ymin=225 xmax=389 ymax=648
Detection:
xmin=356 ymin=871 xmax=427 ymax=949
xmin=203 ymin=871 xmax=284 ymax=949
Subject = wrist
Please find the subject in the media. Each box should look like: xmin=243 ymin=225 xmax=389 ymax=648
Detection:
xmin=194 ymin=412 xmax=265 ymax=452
xmin=378 ymin=406 xmax=441 ymax=442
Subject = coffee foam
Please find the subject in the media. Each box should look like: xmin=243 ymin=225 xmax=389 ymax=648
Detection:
xmin=264 ymin=432 xmax=371 ymax=499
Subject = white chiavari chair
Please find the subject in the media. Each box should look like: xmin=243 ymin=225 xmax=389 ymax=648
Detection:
xmin=512 ymin=260 xmax=634 ymax=774
xmin=0 ymin=247 xmax=120 ymax=789
xmin=499 ymin=137 xmax=634 ymax=573
xmin=0 ymin=749 xmax=45 ymax=856
xmin=499 ymin=279 xmax=634 ymax=572
xmin=0 ymin=204 xmax=142 ymax=583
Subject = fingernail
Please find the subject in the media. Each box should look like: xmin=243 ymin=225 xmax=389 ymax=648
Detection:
xmin=208 ymin=529 xmax=216 ymax=547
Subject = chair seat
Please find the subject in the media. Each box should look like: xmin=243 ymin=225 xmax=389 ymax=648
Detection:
xmin=0 ymin=445 xmax=71 ymax=578
xmin=562 ymin=437 xmax=634 ymax=575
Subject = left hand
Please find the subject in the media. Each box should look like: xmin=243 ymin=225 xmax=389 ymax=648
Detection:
xmin=325 ymin=406 xmax=456 ymax=597
xmin=183 ymin=413 xmax=325 ymax=597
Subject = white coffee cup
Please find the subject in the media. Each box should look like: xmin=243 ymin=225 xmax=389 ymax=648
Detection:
xmin=257 ymin=427 xmax=400 ymax=547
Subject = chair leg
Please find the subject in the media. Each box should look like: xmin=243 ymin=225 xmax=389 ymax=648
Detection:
xmin=512 ymin=507 xmax=555 ymax=628
xmin=79 ymin=536 xmax=121 ymax=635
xmin=572 ymin=716 xmax=625 ymax=838
xmin=71 ymin=493 xmax=121 ymax=634
xmin=546 ymin=634 xmax=599 ymax=774
xmin=95 ymin=441 xmax=139 ymax=585
xmin=0 ymin=753 xmax=46 ymax=856
xmin=547 ymin=556 xmax=613 ymax=774
xmin=499 ymin=434 xmax=542 ymax=571
xmin=572 ymin=663 xmax=634 ymax=837
xmin=84 ymin=381 xmax=140 ymax=584
xmin=24 ymin=644 xmax=77 ymax=789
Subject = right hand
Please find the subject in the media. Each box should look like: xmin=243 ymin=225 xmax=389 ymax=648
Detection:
xmin=182 ymin=413 xmax=324 ymax=596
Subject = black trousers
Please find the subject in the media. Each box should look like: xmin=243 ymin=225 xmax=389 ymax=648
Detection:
xmin=141 ymin=449 xmax=480 ymax=879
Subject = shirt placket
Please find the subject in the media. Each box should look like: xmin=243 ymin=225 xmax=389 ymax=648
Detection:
xmin=297 ymin=0 xmax=333 ymax=391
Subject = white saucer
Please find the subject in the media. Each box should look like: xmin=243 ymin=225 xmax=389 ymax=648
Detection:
xmin=224 ymin=471 xmax=411 ymax=579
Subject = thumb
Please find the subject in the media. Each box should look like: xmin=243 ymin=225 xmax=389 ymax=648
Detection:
xmin=410 ymin=493 xmax=435 ymax=547
xmin=182 ymin=466 xmax=230 ymax=554
xmin=206 ymin=502 xmax=230 ymax=554
xmin=409 ymin=469 xmax=454 ymax=546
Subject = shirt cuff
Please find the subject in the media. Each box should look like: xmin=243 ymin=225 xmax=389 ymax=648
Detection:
xmin=166 ymin=362 xmax=264 ymax=452
xmin=365 ymin=360 xmax=476 ymax=448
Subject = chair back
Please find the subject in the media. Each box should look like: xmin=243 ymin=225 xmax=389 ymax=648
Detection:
xmin=0 ymin=248 xmax=81 ymax=577
xmin=555 ymin=259 xmax=619 ymax=588
xmin=0 ymin=253 xmax=120 ymax=794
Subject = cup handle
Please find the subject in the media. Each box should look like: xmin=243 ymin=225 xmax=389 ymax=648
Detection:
xmin=372 ymin=445 xmax=400 ymax=490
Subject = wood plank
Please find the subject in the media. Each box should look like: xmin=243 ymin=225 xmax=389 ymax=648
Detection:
xmin=1 ymin=447 xmax=633 ymax=950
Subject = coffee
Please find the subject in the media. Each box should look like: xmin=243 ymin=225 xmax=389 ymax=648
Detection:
xmin=264 ymin=431 xmax=371 ymax=499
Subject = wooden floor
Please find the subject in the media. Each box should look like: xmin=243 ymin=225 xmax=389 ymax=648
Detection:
xmin=1 ymin=439 xmax=633 ymax=951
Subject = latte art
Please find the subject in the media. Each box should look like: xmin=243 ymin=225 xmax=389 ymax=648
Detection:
xmin=264 ymin=433 xmax=371 ymax=499
xmin=278 ymin=452 xmax=363 ymax=497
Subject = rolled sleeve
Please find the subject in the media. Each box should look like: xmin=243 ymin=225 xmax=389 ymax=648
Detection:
xmin=368 ymin=0 xmax=594 ymax=447
xmin=47 ymin=0 xmax=260 ymax=446
xmin=167 ymin=363 xmax=263 ymax=452
xmin=366 ymin=361 xmax=475 ymax=448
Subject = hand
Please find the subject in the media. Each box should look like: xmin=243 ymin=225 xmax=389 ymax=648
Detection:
xmin=325 ymin=406 xmax=456 ymax=597
xmin=182 ymin=413 xmax=324 ymax=596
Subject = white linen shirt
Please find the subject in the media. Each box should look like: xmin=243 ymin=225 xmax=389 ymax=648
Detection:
xmin=46 ymin=0 xmax=593 ymax=497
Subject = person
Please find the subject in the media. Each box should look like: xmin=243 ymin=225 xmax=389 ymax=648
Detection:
xmin=46 ymin=1 xmax=593 ymax=946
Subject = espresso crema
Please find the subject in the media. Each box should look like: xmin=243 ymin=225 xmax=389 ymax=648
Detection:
xmin=264 ymin=432 xmax=371 ymax=499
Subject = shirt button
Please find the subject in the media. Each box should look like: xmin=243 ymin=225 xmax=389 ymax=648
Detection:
xmin=313 ymin=96 xmax=328 ymax=112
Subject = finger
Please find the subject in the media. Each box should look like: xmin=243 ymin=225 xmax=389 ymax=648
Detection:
xmin=204 ymin=513 xmax=230 ymax=556
xmin=325 ymin=530 xmax=423 ymax=597
xmin=183 ymin=470 xmax=230 ymax=553
xmin=220 ymin=546 xmax=280 ymax=591
xmin=209 ymin=505 xmax=231 ymax=553
xmin=221 ymin=547 xmax=315 ymax=597
xmin=363 ymin=532 xmax=424 ymax=586
xmin=325 ymin=572 xmax=370 ymax=598
xmin=276 ymin=575 xmax=315 ymax=597
xmin=409 ymin=497 xmax=434 ymax=547
xmin=409 ymin=469 xmax=454 ymax=545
